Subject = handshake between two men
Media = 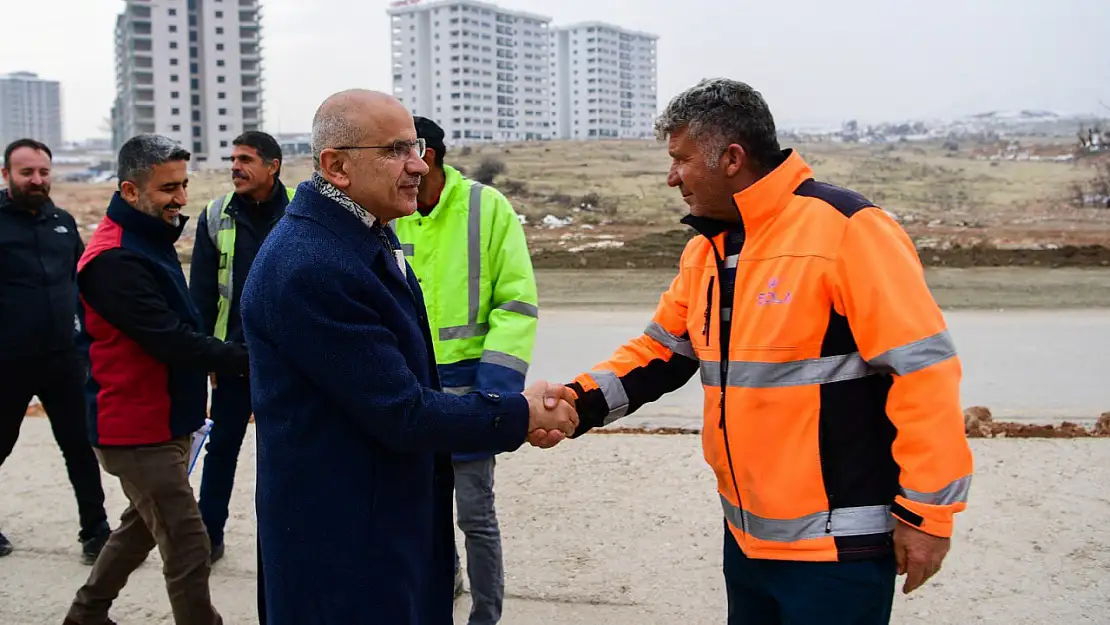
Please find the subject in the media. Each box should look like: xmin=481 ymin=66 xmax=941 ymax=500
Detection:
xmin=520 ymin=380 xmax=580 ymax=449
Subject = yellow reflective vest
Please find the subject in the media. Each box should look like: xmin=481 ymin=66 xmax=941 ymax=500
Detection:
xmin=204 ymin=187 xmax=295 ymax=340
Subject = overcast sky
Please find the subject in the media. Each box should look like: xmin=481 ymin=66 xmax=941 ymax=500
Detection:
xmin=2 ymin=0 xmax=1108 ymax=141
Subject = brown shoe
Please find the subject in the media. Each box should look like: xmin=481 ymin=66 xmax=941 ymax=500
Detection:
xmin=62 ymin=619 xmax=117 ymax=625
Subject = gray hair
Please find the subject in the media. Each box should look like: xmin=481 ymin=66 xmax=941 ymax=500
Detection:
xmin=311 ymin=108 xmax=362 ymax=170
xmin=654 ymin=78 xmax=782 ymax=171
xmin=116 ymin=134 xmax=191 ymax=188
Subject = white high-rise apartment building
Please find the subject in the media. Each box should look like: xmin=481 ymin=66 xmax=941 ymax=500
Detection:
xmin=112 ymin=0 xmax=264 ymax=167
xmin=551 ymin=22 xmax=658 ymax=140
xmin=388 ymin=0 xmax=554 ymax=142
xmin=0 ymin=72 xmax=63 ymax=150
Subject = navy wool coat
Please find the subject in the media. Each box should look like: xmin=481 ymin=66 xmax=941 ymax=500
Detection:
xmin=240 ymin=180 xmax=532 ymax=625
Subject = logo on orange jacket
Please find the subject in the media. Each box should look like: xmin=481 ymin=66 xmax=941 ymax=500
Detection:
xmin=757 ymin=278 xmax=791 ymax=305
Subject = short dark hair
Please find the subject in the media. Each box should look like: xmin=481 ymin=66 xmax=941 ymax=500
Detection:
xmin=232 ymin=131 xmax=283 ymax=174
xmin=655 ymin=78 xmax=782 ymax=172
xmin=413 ymin=116 xmax=447 ymax=168
xmin=116 ymin=134 xmax=191 ymax=189
xmin=4 ymin=138 xmax=52 ymax=170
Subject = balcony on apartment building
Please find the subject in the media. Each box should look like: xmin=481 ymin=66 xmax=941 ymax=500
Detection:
xmin=131 ymin=20 xmax=153 ymax=39
xmin=242 ymin=77 xmax=262 ymax=98
xmin=239 ymin=8 xmax=260 ymax=25
xmin=135 ymin=105 xmax=156 ymax=123
xmin=132 ymin=87 xmax=156 ymax=105
xmin=130 ymin=4 xmax=152 ymax=23
xmin=240 ymin=43 xmax=261 ymax=60
xmin=132 ymin=68 xmax=155 ymax=87
xmin=240 ymin=59 xmax=261 ymax=76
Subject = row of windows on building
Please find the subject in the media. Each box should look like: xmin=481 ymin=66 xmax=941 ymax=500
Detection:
xmin=158 ymin=39 xmax=251 ymax=54
xmin=151 ymin=89 xmax=256 ymax=104
xmin=160 ymin=3 xmax=251 ymax=25
xmin=392 ymin=5 xmax=547 ymax=27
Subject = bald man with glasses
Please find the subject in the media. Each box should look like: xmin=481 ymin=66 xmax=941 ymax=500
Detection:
xmin=239 ymin=90 xmax=577 ymax=625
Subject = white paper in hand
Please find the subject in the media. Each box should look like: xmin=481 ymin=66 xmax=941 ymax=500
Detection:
xmin=188 ymin=418 xmax=214 ymax=476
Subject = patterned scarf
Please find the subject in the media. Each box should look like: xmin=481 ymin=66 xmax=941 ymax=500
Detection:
xmin=310 ymin=172 xmax=407 ymax=277
xmin=311 ymin=172 xmax=377 ymax=229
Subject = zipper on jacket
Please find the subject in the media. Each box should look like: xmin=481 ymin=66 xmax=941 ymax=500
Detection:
xmin=817 ymin=394 xmax=836 ymax=535
xmin=34 ymin=225 xmax=52 ymax=353
xmin=707 ymin=237 xmax=744 ymax=533
xmin=702 ymin=276 xmax=714 ymax=345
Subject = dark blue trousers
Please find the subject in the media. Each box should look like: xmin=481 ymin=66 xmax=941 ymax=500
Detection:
xmin=723 ymin=521 xmax=896 ymax=625
xmin=198 ymin=376 xmax=253 ymax=548
xmin=257 ymin=534 xmax=267 ymax=625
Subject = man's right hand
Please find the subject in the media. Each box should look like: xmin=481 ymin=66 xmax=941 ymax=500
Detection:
xmin=522 ymin=381 xmax=579 ymax=445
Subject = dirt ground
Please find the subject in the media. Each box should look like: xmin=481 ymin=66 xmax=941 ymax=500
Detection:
xmin=1 ymin=420 xmax=1108 ymax=624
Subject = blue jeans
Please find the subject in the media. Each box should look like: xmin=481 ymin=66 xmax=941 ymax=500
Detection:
xmin=198 ymin=376 xmax=253 ymax=548
xmin=723 ymin=520 xmax=896 ymax=624
xmin=453 ymin=456 xmax=503 ymax=625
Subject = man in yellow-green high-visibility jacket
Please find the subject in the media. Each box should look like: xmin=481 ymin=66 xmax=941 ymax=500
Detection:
xmin=392 ymin=117 xmax=538 ymax=625
xmin=189 ymin=131 xmax=293 ymax=569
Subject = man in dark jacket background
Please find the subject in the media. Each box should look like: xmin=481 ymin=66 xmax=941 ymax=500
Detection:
xmin=0 ymin=138 xmax=110 ymax=563
xmin=190 ymin=130 xmax=292 ymax=561
xmin=63 ymin=134 xmax=249 ymax=625
xmin=240 ymin=89 xmax=578 ymax=625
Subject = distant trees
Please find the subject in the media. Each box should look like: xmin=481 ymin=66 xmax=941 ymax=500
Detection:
xmin=472 ymin=155 xmax=506 ymax=184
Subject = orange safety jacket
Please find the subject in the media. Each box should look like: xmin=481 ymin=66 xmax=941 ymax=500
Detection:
xmin=567 ymin=149 xmax=974 ymax=563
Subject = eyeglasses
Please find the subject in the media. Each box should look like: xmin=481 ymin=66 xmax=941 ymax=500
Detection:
xmin=333 ymin=138 xmax=426 ymax=160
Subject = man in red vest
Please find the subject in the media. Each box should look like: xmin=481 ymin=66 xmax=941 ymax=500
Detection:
xmin=63 ymin=134 xmax=249 ymax=625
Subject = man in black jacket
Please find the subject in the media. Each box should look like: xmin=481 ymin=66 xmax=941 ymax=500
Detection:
xmin=190 ymin=130 xmax=292 ymax=563
xmin=0 ymin=138 xmax=110 ymax=563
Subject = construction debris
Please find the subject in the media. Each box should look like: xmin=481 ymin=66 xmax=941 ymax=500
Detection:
xmin=964 ymin=406 xmax=1110 ymax=438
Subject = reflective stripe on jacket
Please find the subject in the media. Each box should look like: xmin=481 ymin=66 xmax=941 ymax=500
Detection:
xmin=567 ymin=149 xmax=973 ymax=562
xmin=203 ymin=186 xmax=296 ymax=340
xmin=392 ymin=165 xmax=538 ymax=397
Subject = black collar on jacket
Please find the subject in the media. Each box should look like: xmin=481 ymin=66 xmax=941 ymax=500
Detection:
xmin=106 ymin=191 xmax=189 ymax=247
xmin=681 ymin=213 xmax=737 ymax=239
xmin=226 ymin=178 xmax=288 ymax=220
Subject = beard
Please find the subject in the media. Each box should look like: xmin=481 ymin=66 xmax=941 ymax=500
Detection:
xmin=135 ymin=195 xmax=183 ymax=226
xmin=9 ymin=182 xmax=51 ymax=209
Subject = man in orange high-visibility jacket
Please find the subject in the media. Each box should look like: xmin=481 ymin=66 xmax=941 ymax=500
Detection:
xmin=553 ymin=79 xmax=974 ymax=625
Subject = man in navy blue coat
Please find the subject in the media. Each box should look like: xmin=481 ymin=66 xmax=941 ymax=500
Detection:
xmin=239 ymin=89 xmax=578 ymax=625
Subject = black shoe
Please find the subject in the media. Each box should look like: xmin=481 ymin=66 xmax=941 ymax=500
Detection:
xmin=80 ymin=527 xmax=111 ymax=565
xmin=210 ymin=541 xmax=225 ymax=564
xmin=0 ymin=531 xmax=12 ymax=557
